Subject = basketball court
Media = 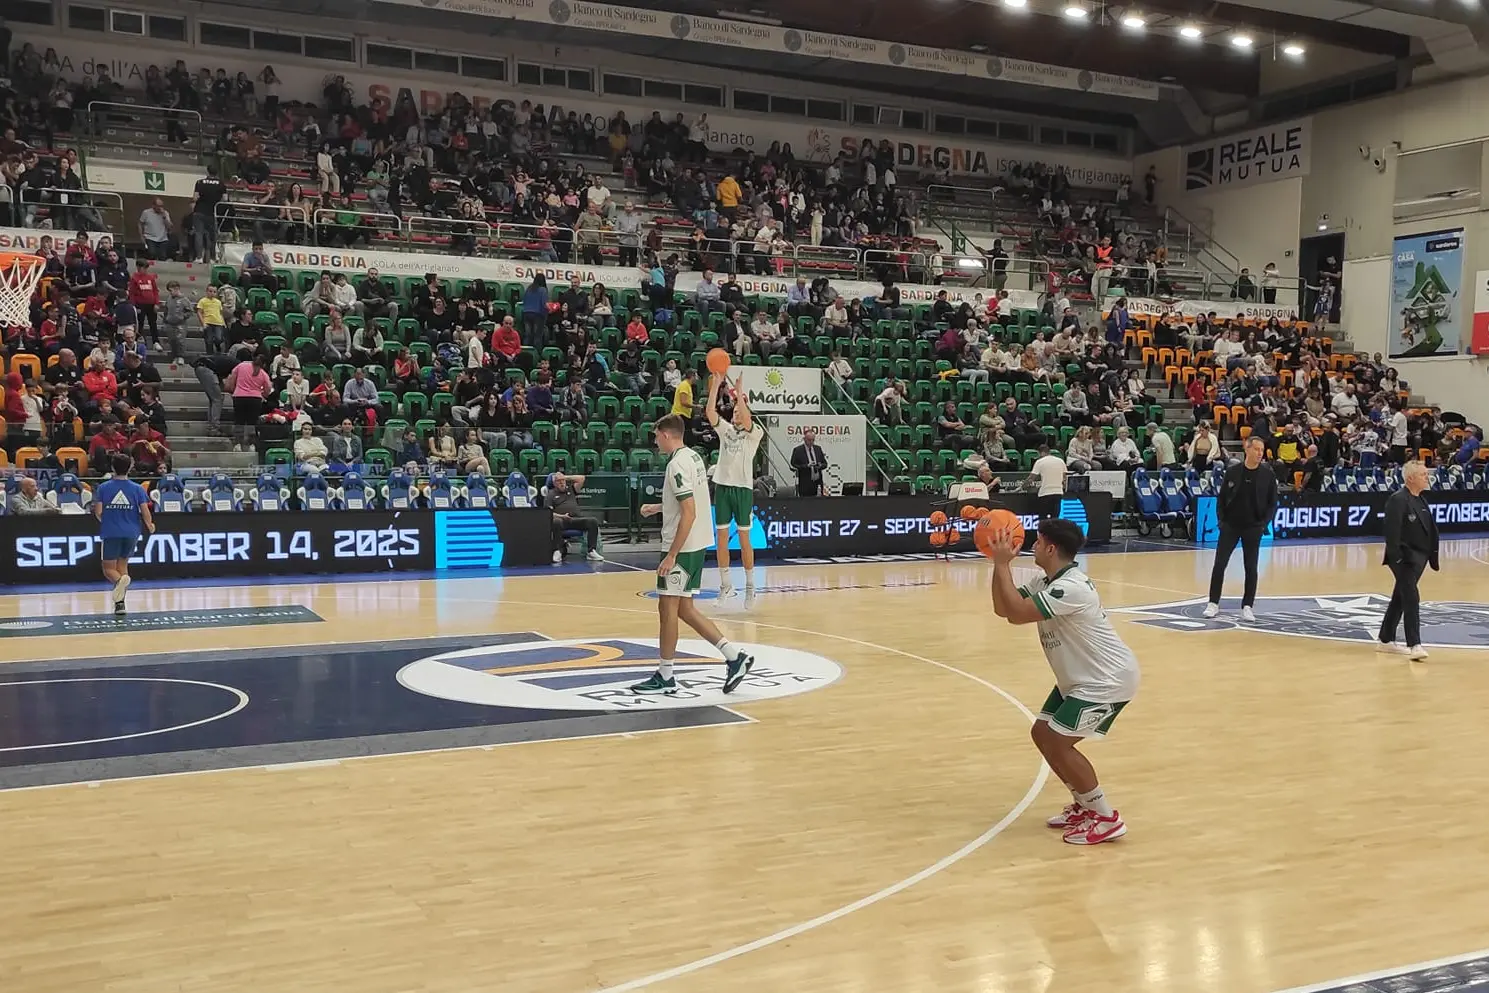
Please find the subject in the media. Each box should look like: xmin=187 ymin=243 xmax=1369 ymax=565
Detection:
xmin=3 ymin=538 xmax=1489 ymax=993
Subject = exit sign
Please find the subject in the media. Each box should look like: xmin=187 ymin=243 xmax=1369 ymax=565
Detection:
xmin=143 ymin=170 xmax=165 ymax=192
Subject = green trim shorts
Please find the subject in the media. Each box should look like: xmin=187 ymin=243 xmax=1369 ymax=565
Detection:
xmin=657 ymin=549 xmax=707 ymax=597
xmin=713 ymin=484 xmax=755 ymax=527
xmin=1039 ymin=686 xmax=1129 ymax=738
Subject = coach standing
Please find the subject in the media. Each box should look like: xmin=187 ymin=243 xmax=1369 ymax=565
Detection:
xmin=1378 ymin=461 xmax=1438 ymax=661
xmin=1203 ymin=435 xmax=1278 ymax=623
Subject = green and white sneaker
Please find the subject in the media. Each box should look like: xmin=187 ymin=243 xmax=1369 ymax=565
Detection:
xmin=722 ymin=652 xmax=755 ymax=694
xmin=630 ymin=671 xmax=678 ymax=695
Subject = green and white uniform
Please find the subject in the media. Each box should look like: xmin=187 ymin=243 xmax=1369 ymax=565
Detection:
xmin=1019 ymin=564 xmax=1140 ymax=737
xmin=712 ymin=420 xmax=763 ymax=526
xmin=658 ymin=446 xmax=714 ymax=596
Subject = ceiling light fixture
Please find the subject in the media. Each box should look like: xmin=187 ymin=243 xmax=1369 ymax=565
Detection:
xmin=1063 ymin=3 xmax=1090 ymax=19
xmin=1179 ymin=23 xmax=1203 ymax=40
xmin=1282 ymin=40 xmax=1306 ymax=57
xmin=1230 ymin=32 xmax=1254 ymax=49
xmin=1122 ymin=12 xmax=1145 ymax=29
xmin=1002 ymin=0 xmax=1028 ymax=7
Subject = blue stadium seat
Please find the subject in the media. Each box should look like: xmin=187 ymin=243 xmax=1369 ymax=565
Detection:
xmin=502 ymin=471 xmax=535 ymax=508
xmin=426 ymin=469 xmax=457 ymax=509
xmin=203 ymin=473 xmax=240 ymax=511
xmin=298 ymin=471 xmax=332 ymax=510
xmin=340 ymin=471 xmax=377 ymax=510
xmin=464 ymin=473 xmax=492 ymax=508
xmin=151 ymin=473 xmax=189 ymax=513
xmin=251 ymin=472 xmax=290 ymax=511
xmin=384 ymin=468 xmax=418 ymax=508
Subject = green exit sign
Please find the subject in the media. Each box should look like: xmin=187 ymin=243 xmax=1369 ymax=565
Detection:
xmin=143 ymin=170 xmax=165 ymax=192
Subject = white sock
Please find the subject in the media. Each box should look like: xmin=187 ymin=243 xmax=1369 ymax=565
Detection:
xmin=715 ymin=638 xmax=738 ymax=660
xmin=1075 ymin=785 xmax=1114 ymax=818
xmin=658 ymin=660 xmax=674 ymax=679
xmin=745 ymin=570 xmax=756 ymax=589
xmin=718 ymin=567 xmax=731 ymax=589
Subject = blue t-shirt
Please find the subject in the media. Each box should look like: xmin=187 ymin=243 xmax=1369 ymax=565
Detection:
xmin=96 ymin=478 xmax=149 ymax=540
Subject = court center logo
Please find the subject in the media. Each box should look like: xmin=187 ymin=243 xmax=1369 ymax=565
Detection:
xmin=1117 ymin=594 xmax=1489 ymax=650
xmin=398 ymin=637 xmax=843 ymax=711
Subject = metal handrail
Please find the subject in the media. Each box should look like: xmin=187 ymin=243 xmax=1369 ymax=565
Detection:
xmin=406 ymin=213 xmax=494 ymax=251
xmin=823 ymin=375 xmax=908 ymax=485
xmin=18 ymin=185 xmax=123 ymax=232
xmin=85 ymin=99 xmax=205 ymax=161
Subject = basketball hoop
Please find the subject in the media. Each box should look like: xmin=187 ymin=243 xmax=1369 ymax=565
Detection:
xmin=0 ymin=252 xmax=44 ymax=328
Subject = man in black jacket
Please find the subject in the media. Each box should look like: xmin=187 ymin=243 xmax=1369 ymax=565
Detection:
xmin=1203 ymin=436 xmax=1278 ymax=621
xmin=1377 ymin=460 xmax=1439 ymax=661
xmin=790 ymin=428 xmax=827 ymax=497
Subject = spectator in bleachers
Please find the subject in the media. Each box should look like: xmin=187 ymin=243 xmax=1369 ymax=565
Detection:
xmin=9 ymin=475 xmax=57 ymax=515
xmin=130 ymin=419 xmax=171 ymax=476
xmin=87 ymin=414 xmax=129 ymax=465
xmin=226 ymin=352 xmax=272 ymax=452
xmin=1186 ymin=422 xmax=1221 ymax=469
xmin=349 ymin=321 xmax=384 ymax=366
xmin=520 ymin=274 xmax=548 ymax=347
xmin=937 ymin=402 xmax=976 ymax=453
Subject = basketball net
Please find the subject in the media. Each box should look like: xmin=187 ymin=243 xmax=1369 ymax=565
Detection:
xmin=0 ymin=252 xmax=45 ymax=328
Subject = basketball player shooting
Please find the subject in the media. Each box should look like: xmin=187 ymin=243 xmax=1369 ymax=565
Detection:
xmin=631 ymin=414 xmax=755 ymax=696
xmin=986 ymin=518 xmax=1141 ymax=846
xmin=705 ymin=372 xmax=763 ymax=603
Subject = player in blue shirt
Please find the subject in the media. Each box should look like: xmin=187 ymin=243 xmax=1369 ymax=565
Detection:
xmin=92 ymin=454 xmax=154 ymax=616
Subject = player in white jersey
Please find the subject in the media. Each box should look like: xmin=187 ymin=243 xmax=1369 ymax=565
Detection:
xmin=987 ymin=518 xmax=1140 ymax=845
xmin=706 ymin=373 xmax=764 ymax=602
xmin=631 ymin=414 xmax=755 ymax=696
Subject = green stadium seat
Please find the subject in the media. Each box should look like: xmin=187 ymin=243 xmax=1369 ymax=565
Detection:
xmin=620 ymin=397 xmax=646 ymax=424
xmin=574 ymin=448 xmax=600 ymax=474
xmin=914 ymin=474 xmax=937 ymax=494
xmin=596 ymin=396 xmax=620 ymax=422
xmin=518 ymin=449 xmax=545 ymax=480
xmin=262 ymin=335 xmax=285 ymax=353
xmin=613 ymin=422 xmax=638 ymax=449
xmin=210 ymin=264 xmax=236 ymax=285
xmin=489 ymin=448 xmax=514 ymax=477
xmin=402 ymin=392 xmax=429 ymax=422
xmin=253 ymin=311 xmax=280 ymax=331
xmin=363 ymin=448 xmax=393 ymax=472
xmin=545 ymin=449 xmax=572 ymax=475
xmin=532 ymin=420 xmax=558 ymax=447
xmin=377 ymin=391 xmax=398 ymax=414
xmin=274 ymin=290 xmax=300 ymax=314
xmin=284 ymin=313 xmax=309 ymax=339
xmin=600 ymin=448 xmax=627 ymax=472
xmin=627 ymin=449 xmax=656 ymax=472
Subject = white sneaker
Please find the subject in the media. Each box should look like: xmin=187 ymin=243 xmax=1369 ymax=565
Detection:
xmin=111 ymin=575 xmax=131 ymax=602
xmin=718 ymin=585 xmax=738 ymax=599
xmin=232 ymin=444 xmax=242 ymax=452
xmin=744 ymin=586 xmax=757 ymax=608
xmin=585 ymin=549 xmax=604 ymax=562
xmin=1202 ymin=602 xmax=1220 ymax=619
xmin=1408 ymin=644 xmax=1430 ymax=661
xmin=1241 ymin=606 xmax=1256 ymax=623
xmin=551 ymin=550 xmax=562 ymax=565
xmin=1376 ymin=641 xmax=1410 ymax=656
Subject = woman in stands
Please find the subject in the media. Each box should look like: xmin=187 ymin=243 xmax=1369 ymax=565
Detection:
xmin=457 ymin=429 xmax=492 ymax=476
xmin=1186 ymin=422 xmax=1222 ymax=470
xmin=225 ymin=353 xmax=272 ymax=454
xmin=294 ymin=422 xmax=327 ymax=472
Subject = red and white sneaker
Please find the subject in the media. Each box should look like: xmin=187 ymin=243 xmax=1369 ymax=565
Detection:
xmin=1062 ymin=811 xmax=1127 ymax=845
xmin=1046 ymin=802 xmax=1089 ymax=829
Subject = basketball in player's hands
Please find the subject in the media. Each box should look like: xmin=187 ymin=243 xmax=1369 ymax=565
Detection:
xmin=975 ymin=508 xmax=1025 ymax=559
xmin=706 ymin=348 xmax=732 ymax=376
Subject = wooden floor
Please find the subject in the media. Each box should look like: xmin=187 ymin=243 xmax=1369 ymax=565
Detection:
xmin=3 ymin=539 xmax=1489 ymax=993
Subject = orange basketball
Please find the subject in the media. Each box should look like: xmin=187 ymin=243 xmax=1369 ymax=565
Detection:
xmin=706 ymin=348 xmax=732 ymax=376
xmin=959 ymin=504 xmax=980 ymax=520
xmin=974 ymin=508 xmax=1026 ymax=559
xmin=946 ymin=529 xmax=961 ymax=545
xmin=928 ymin=510 xmax=948 ymax=527
xmin=929 ymin=530 xmax=948 ymax=547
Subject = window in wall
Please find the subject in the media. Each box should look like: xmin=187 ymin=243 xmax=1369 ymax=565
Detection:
xmin=771 ymin=95 xmax=805 ymax=116
xmin=901 ymin=109 xmax=926 ymax=130
xmin=516 ymin=62 xmax=541 ymax=86
xmin=1039 ymin=127 xmax=1064 ymax=146
xmin=1092 ymin=131 xmax=1120 ymax=153
xmin=415 ymin=50 xmax=460 ymax=76
xmin=109 ymin=9 xmax=143 ymax=34
xmin=0 ymin=0 xmax=54 ymax=26
xmin=199 ymin=21 xmax=251 ymax=49
xmin=542 ymin=67 xmax=566 ymax=88
xmin=966 ymin=118 xmax=999 ymax=138
xmin=253 ymin=30 xmax=302 ymax=55
xmin=733 ymin=89 xmax=770 ymax=113
xmin=934 ymin=114 xmax=966 ymax=135
xmin=603 ymin=73 xmax=644 ymax=97
xmin=684 ymin=83 xmax=722 ymax=107
xmin=567 ymin=69 xmax=592 ymax=91
xmin=998 ymin=121 xmax=1031 ymax=142
xmin=852 ymin=104 xmax=877 ymax=126
xmin=807 ymin=98 xmax=843 ymax=122
xmin=305 ymin=35 xmax=355 ymax=63
xmin=644 ymin=79 xmax=682 ymax=101
xmin=66 ymin=4 xmax=106 ymax=31
xmin=147 ymin=14 xmax=186 ymax=41
xmin=1065 ymin=130 xmax=1093 ymax=147
xmin=462 ymin=55 xmax=507 ymax=82
xmin=366 ymin=43 xmax=413 ymax=70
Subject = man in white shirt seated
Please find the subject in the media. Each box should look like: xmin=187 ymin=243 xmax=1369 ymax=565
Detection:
xmin=1331 ymin=382 xmax=1359 ymax=420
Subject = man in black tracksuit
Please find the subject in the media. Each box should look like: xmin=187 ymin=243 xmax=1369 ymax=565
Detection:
xmin=1377 ymin=461 xmax=1439 ymax=660
xmin=1204 ymin=436 xmax=1278 ymax=621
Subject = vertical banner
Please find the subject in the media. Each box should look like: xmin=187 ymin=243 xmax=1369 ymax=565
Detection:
xmin=1471 ymin=270 xmax=1489 ymax=356
xmin=761 ymin=414 xmax=867 ymax=496
xmin=1389 ymin=228 xmax=1465 ymax=357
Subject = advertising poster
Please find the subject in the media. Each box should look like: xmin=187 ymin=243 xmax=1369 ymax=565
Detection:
xmin=1389 ymin=228 xmax=1465 ymax=357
